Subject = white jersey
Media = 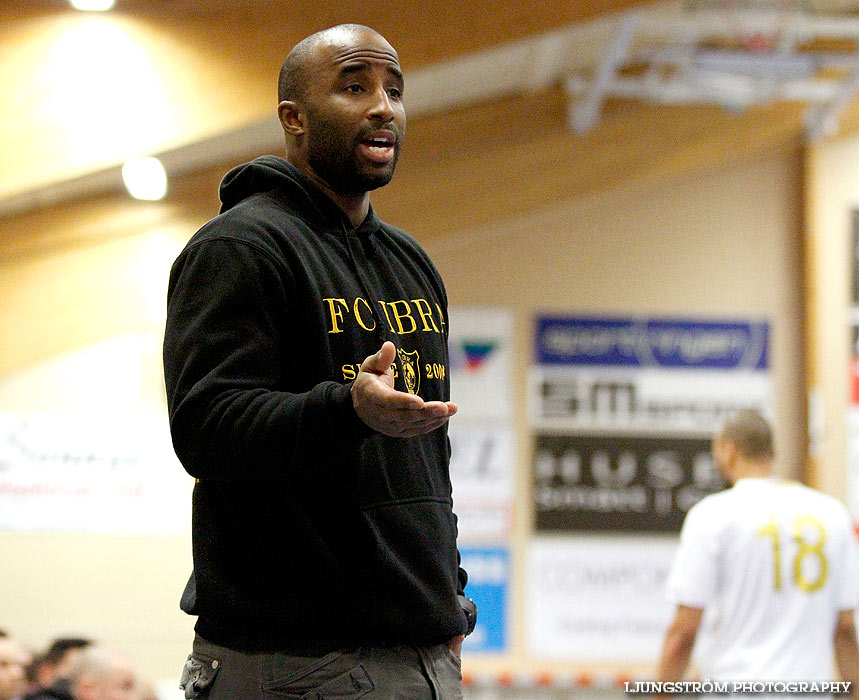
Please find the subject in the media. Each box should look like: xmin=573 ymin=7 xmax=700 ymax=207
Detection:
xmin=667 ymin=477 xmax=859 ymax=681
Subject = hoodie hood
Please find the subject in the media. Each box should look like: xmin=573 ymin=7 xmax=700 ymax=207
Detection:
xmin=219 ymin=155 xmax=382 ymax=235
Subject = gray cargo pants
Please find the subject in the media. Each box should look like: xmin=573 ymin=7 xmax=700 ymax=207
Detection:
xmin=180 ymin=635 xmax=463 ymax=700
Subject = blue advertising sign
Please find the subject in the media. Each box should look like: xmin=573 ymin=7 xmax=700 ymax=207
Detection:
xmin=535 ymin=316 xmax=769 ymax=370
xmin=461 ymin=547 xmax=508 ymax=653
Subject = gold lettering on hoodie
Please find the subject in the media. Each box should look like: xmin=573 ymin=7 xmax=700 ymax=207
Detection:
xmin=353 ymin=297 xmax=376 ymax=331
xmin=377 ymin=301 xmax=397 ymax=334
xmin=324 ymin=296 xmax=445 ymax=336
xmin=412 ymin=298 xmax=440 ymax=333
xmin=387 ymin=300 xmax=418 ymax=334
xmin=323 ymin=298 xmax=349 ymax=333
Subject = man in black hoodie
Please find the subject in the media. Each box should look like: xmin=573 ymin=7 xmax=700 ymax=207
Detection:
xmin=165 ymin=24 xmax=473 ymax=700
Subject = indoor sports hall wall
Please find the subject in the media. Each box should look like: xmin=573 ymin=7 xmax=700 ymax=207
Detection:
xmin=0 ymin=137 xmax=806 ymax=691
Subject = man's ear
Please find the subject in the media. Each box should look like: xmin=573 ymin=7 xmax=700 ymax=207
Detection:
xmin=278 ymin=101 xmax=305 ymax=136
xmin=724 ymin=440 xmax=739 ymax=462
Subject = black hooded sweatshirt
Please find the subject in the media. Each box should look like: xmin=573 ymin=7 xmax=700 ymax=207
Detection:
xmin=163 ymin=156 xmax=468 ymax=651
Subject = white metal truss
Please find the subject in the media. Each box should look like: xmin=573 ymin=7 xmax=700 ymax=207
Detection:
xmin=567 ymin=2 xmax=859 ymax=141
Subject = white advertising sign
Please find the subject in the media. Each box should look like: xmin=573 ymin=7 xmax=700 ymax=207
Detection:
xmin=449 ymin=425 xmax=515 ymax=540
xmin=529 ymin=316 xmax=772 ymax=434
xmin=448 ymin=307 xmax=515 ymax=542
xmin=0 ymin=411 xmax=191 ymax=535
xmin=530 ymin=366 xmax=772 ymax=434
xmin=448 ymin=307 xmax=513 ymax=422
xmin=526 ymin=537 xmax=677 ymax=663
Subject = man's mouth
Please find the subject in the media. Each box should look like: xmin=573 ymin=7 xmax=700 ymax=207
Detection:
xmin=359 ymin=132 xmax=396 ymax=164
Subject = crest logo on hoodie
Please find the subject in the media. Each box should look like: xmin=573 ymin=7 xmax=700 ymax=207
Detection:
xmin=397 ymin=348 xmax=420 ymax=395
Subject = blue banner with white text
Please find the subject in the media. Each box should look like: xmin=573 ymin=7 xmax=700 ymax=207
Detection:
xmin=535 ymin=316 xmax=769 ymax=370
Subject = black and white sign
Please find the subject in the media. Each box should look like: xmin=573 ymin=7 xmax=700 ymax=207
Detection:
xmin=534 ymin=433 xmax=725 ymax=532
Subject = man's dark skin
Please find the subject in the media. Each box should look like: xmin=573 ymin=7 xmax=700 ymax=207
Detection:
xmin=276 ymin=25 xmax=465 ymax=653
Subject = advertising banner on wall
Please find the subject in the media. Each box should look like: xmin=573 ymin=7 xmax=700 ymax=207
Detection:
xmin=0 ymin=332 xmax=191 ymax=535
xmin=526 ymin=537 xmax=676 ymax=663
xmin=848 ymin=211 xmax=859 ymax=520
xmin=447 ymin=307 xmax=513 ymax=422
xmin=449 ymin=425 xmax=515 ymax=540
xmin=530 ymin=316 xmax=771 ymax=434
xmin=461 ymin=546 xmax=509 ymax=653
xmin=529 ymin=314 xmax=771 ymax=534
xmin=448 ymin=307 xmax=515 ymax=543
xmin=534 ymin=433 xmax=719 ymax=533
xmin=0 ymin=411 xmax=191 ymax=535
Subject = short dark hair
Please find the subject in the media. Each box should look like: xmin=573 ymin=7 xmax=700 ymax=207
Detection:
xmin=277 ymin=24 xmax=379 ymax=103
xmin=720 ymin=409 xmax=774 ymax=460
xmin=43 ymin=638 xmax=92 ymax=665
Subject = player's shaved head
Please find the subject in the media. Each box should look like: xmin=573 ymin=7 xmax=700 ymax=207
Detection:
xmin=718 ymin=409 xmax=774 ymax=460
xmin=278 ymin=24 xmax=388 ymax=104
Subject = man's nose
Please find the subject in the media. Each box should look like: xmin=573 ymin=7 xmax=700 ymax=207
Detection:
xmin=368 ymin=86 xmax=395 ymax=121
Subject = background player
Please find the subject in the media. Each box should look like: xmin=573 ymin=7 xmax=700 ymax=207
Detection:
xmin=656 ymin=409 xmax=859 ymax=691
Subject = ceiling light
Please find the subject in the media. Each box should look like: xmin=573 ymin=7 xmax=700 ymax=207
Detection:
xmin=69 ymin=0 xmax=116 ymax=11
xmin=122 ymin=156 xmax=168 ymax=201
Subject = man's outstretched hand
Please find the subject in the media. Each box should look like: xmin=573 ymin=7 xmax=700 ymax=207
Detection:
xmin=351 ymin=341 xmax=457 ymax=437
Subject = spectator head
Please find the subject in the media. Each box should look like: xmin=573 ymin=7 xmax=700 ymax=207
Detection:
xmin=0 ymin=636 xmax=32 ymax=700
xmin=67 ymin=648 xmax=136 ymax=700
xmin=35 ymin=638 xmax=92 ymax=690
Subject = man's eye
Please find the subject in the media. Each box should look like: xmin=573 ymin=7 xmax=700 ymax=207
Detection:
xmin=345 ymin=84 xmax=364 ymax=93
xmin=388 ymin=87 xmax=402 ymax=99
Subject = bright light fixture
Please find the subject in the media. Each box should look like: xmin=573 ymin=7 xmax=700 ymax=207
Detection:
xmin=122 ymin=156 xmax=168 ymax=201
xmin=69 ymin=0 xmax=116 ymax=11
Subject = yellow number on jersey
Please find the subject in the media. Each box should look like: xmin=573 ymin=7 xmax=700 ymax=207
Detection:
xmin=757 ymin=516 xmax=782 ymax=590
xmin=757 ymin=515 xmax=828 ymax=592
xmin=792 ymin=515 xmax=827 ymax=592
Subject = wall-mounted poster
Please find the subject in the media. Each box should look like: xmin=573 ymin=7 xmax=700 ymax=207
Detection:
xmin=530 ymin=316 xmax=770 ymax=433
xmin=525 ymin=314 xmax=772 ymax=663
xmin=0 ymin=411 xmax=190 ymax=535
xmin=848 ymin=212 xmax=859 ymax=520
xmin=0 ymin=332 xmax=191 ymax=535
xmin=529 ymin=315 xmax=771 ymax=533
xmin=461 ymin=546 xmax=509 ymax=653
xmin=526 ymin=537 xmax=676 ymax=663
xmin=448 ymin=307 xmax=515 ymax=542
xmin=534 ymin=432 xmax=719 ymax=532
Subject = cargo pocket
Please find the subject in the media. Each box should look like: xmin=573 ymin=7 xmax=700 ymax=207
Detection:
xmin=263 ymin=651 xmax=374 ymax=700
xmin=180 ymin=652 xmax=221 ymax=700
xmin=302 ymin=665 xmax=373 ymax=700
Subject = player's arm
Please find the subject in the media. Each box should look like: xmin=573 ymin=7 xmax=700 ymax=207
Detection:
xmin=834 ymin=609 xmax=859 ymax=699
xmin=656 ymin=605 xmax=703 ymax=686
